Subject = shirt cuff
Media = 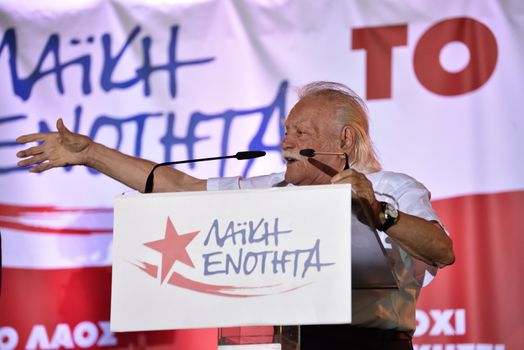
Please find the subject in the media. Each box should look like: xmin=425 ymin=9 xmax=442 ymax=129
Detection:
xmin=206 ymin=176 xmax=242 ymax=191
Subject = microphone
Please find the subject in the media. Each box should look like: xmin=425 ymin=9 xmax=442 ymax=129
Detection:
xmin=144 ymin=151 xmax=266 ymax=193
xmin=299 ymin=148 xmax=350 ymax=170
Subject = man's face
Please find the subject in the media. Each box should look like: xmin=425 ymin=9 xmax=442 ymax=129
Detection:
xmin=281 ymin=95 xmax=344 ymax=185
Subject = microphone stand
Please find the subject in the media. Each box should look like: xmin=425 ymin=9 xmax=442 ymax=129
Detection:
xmin=143 ymin=151 xmax=265 ymax=193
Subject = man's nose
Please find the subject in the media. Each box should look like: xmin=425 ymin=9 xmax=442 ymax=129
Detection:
xmin=280 ymin=134 xmax=294 ymax=150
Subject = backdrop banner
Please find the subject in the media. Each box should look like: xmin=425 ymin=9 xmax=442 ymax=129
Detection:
xmin=0 ymin=1 xmax=522 ymax=349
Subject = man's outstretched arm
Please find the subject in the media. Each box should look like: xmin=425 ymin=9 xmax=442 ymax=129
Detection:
xmin=16 ymin=119 xmax=206 ymax=193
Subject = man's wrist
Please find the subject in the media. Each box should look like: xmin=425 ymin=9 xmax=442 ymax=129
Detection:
xmin=371 ymin=200 xmax=383 ymax=227
xmin=82 ymin=140 xmax=99 ymax=167
xmin=376 ymin=201 xmax=399 ymax=232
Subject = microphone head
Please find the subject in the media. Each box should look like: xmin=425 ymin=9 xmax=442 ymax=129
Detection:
xmin=299 ymin=149 xmax=316 ymax=157
xmin=235 ymin=151 xmax=266 ymax=160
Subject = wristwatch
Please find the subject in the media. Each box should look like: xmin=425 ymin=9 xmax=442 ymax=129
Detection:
xmin=377 ymin=201 xmax=399 ymax=232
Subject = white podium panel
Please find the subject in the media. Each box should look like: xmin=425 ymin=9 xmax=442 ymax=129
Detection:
xmin=111 ymin=185 xmax=352 ymax=331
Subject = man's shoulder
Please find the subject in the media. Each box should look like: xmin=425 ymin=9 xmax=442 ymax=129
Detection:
xmin=366 ymin=170 xmax=431 ymax=196
xmin=366 ymin=170 xmax=421 ymax=186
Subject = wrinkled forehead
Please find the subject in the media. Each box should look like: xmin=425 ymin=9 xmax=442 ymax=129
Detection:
xmin=284 ymin=95 xmax=338 ymax=131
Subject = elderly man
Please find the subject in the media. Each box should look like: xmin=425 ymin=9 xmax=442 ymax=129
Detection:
xmin=16 ymin=81 xmax=454 ymax=350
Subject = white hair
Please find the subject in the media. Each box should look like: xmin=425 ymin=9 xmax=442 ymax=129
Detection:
xmin=297 ymin=81 xmax=381 ymax=173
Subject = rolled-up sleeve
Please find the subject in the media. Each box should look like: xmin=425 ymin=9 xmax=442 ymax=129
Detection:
xmin=207 ymin=172 xmax=286 ymax=191
xmin=206 ymin=176 xmax=242 ymax=191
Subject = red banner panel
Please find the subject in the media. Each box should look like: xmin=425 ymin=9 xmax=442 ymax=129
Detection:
xmin=0 ymin=267 xmax=217 ymax=350
xmin=414 ymin=191 xmax=524 ymax=349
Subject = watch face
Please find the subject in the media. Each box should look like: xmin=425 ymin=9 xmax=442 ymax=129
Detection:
xmin=385 ymin=203 xmax=398 ymax=218
xmin=378 ymin=201 xmax=399 ymax=231
xmin=384 ymin=202 xmax=399 ymax=221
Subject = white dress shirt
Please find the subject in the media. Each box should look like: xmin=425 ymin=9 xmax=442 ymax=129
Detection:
xmin=207 ymin=171 xmax=442 ymax=334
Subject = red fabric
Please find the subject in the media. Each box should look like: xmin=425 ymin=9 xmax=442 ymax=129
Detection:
xmin=415 ymin=190 xmax=524 ymax=348
xmin=0 ymin=267 xmax=217 ymax=349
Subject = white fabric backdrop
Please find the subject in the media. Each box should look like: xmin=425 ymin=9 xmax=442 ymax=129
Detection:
xmin=1 ymin=1 xmax=522 ymax=349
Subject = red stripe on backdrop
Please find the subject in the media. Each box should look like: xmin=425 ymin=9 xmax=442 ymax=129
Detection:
xmin=0 ymin=267 xmax=217 ymax=350
xmin=414 ymin=190 xmax=524 ymax=349
xmin=0 ymin=203 xmax=113 ymax=235
xmin=0 ymin=204 xmax=112 ymax=216
xmin=0 ymin=221 xmax=112 ymax=235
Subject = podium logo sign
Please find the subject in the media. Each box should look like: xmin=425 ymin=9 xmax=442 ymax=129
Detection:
xmin=111 ymin=186 xmax=352 ymax=331
xmin=134 ymin=216 xmax=335 ymax=297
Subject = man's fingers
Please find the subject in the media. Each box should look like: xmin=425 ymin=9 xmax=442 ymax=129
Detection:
xmin=17 ymin=154 xmax=48 ymax=167
xmin=29 ymin=162 xmax=54 ymax=173
xmin=16 ymin=120 xmax=66 ymax=173
xmin=16 ymin=144 xmax=45 ymax=158
xmin=331 ymin=169 xmax=375 ymax=201
xmin=56 ymin=118 xmax=71 ymax=136
xmin=15 ymin=133 xmax=48 ymax=144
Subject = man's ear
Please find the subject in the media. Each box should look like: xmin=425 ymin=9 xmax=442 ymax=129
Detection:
xmin=340 ymin=125 xmax=355 ymax=151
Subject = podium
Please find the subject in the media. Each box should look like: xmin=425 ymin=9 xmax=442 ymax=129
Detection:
xmin=110 ymin=184 xmax=397 ymax=349
xmin=218 ymin=326 xmax=298 ymax=350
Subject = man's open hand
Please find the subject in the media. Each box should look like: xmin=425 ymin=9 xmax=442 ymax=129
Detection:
xmin=16 ymin=118 xmax=92 ymax=173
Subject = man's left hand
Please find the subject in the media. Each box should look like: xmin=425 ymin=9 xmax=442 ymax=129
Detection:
xmin=331 ymin=169 xmax=381 ymax=217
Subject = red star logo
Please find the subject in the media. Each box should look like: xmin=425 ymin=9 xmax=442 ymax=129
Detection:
xmin=144 ymin=217 xmax=199 ymax=283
